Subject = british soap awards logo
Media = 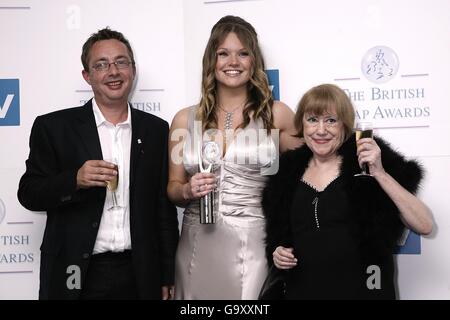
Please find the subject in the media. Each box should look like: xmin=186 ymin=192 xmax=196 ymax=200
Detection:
xmin=0 ymin=198 xmax=5 ymax=224
xmin=361 ymin=46 xmax=399 ymax=84
xmin=0 ymin=79 xmax=20 ymax=126
xmin=266 ymin=69 xmax=280 ymax=100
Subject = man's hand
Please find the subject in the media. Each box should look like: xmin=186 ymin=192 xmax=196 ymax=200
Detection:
xmin=76 ymin=160 xmax=118 ymax=189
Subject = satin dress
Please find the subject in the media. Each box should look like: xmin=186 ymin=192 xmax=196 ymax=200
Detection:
xmin=174 ymin=106 xmax=277 ymax=299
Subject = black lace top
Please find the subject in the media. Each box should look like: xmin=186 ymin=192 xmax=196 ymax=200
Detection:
xmin=285 ymin=176 xmax=396 ymax=300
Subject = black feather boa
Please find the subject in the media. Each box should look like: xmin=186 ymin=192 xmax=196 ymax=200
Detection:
xmin=262 ymin=133 xmax=424 ymax=265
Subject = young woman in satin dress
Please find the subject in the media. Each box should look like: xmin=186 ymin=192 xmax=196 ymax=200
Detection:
xmin=168 ymin=15 xmax=301 ymax=299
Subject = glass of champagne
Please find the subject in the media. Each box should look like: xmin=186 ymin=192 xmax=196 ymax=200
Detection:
xmin=105 ymin=158 xmax=119 ymax=210
xmin=354 ymin=122 xmax=373 ymax=177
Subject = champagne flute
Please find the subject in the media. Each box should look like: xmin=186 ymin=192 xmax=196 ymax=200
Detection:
xmin=105 ymin=158 xmax=119 ymax=210
xmin=354 ymin=122 xmax=373 ymax=177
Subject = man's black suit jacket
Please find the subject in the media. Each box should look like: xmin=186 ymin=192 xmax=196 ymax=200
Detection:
xmin=18 ymin=100 xmax=179 ymax=299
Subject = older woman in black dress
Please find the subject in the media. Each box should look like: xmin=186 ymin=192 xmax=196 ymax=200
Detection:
xmin=263 ymin=84 xmax=433 ymax=299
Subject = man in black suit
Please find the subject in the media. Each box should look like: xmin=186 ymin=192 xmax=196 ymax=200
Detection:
xmin=18 ymin=28 xmax=179 ymax=300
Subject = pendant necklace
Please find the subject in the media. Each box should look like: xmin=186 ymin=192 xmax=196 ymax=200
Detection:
xmin=218 ymin=104 xmax=243 ymax=130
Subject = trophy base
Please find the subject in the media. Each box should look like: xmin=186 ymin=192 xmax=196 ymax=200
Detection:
xmin=200 ymin=192 xmax=215 ymax=224
xmin=200 ymin=217 xmax=216 ymax=224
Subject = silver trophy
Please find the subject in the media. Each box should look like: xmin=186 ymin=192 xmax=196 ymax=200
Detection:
xmin=198 ymin=141 xmax=220 ymax=224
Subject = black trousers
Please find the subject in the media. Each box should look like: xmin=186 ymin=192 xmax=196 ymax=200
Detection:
xmin=80 ymin=250 xmax=138 ymax=300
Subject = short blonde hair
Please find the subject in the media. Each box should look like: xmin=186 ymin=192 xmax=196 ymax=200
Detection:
xmin=294 ymin=84 xmax=355 ymax=140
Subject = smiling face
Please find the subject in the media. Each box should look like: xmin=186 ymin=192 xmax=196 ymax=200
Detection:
xmin=214 ymin=32 xmax=252 ymax=91
xmin=303 ymin=108 xmax=345 ymax=159
xmin=82 ymin=39 xmax=135 ymax=109
xmin=294 ymin=84 xmax=356 ymax=158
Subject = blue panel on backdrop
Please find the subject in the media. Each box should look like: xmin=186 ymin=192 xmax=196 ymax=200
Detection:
xmin=395 ymin=229 xmax=421 ymax=254
xmin=265 ymin=69 xmax=280 ymax=101
xmin=0 ymin=79 xmax=20 ymax=126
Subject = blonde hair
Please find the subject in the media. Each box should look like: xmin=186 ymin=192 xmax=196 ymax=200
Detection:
xmin=197 ymin=15 xmax=274 ymax=131
xmin=294 ymin=84 xmax=355 ymax=140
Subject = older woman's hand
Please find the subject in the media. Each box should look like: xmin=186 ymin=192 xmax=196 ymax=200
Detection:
xmin=356 ymin=138 xmax=385 ymax=177
xmin=273 ymin=246 xmax=298 ymax=270
xmin=184 ymin=172 xmax=217 ymax=200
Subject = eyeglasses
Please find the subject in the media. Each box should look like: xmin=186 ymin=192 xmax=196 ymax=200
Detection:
xmin=304 ymin=115 xmax=340 ymax=128
xmin=91 ymin=59 xmax=133 ymax=72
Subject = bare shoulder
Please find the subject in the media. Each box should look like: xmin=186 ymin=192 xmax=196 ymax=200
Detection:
xmin=170 ymin=106 xmax=191 ymax=130
xmin=272 ymin=101 xmax=295 ymax=129
xmin=272 ymin=101 xmax=302 ymax=151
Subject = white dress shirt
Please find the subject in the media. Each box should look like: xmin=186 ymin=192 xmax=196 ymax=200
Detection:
xmin=91 ymin=99 xmax=132 ymax=254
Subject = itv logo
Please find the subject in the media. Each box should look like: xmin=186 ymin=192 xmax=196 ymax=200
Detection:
xmin=0 ymin=79 xmax=20 ymax=126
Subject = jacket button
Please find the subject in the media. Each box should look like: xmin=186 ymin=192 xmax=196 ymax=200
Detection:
xmin=92 ymin=222 xmax=99 ymax=228
xmin=60 ymin=195 xmax=71 ymax=202
xmin=82 ymin=253 xmax=90 ymax=259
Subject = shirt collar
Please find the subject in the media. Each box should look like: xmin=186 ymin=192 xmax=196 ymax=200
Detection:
xmin=92 ymin=98 xmax=132 ymax=128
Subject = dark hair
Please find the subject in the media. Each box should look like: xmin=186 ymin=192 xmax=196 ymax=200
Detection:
xmin=81 ymin=27 xmax=135 ymax=71
xmin=198 ymin=15 xmax=274 ymax=131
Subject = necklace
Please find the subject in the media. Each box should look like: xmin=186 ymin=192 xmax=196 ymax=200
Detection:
xmin=218 ymin=104 xmax=243 ymax=130
xmin=312 ymin=196 xmax=320 ymax=230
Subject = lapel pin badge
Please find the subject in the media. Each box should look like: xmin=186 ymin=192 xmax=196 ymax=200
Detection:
xmin=137 ymin=138 xmax=144 ymax=154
